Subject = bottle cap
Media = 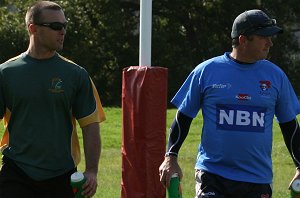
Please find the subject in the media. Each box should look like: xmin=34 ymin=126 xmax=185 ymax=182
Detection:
xmin=171 ymin=173 xmax=179 ymax=178
xmin=292 ymin=179 xmax=300 ymax=192
xmin=71 ymin=172 xmax=85 ymax=182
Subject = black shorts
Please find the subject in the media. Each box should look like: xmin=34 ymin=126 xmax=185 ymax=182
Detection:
xmin=195 ymin=170 xmax=272 ymax=198
xmin=0 ymin=155 xmax=76 ymax=198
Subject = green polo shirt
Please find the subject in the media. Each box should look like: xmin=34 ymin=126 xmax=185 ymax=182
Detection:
xmin=0 ymin=53 xmax=103 ymax=180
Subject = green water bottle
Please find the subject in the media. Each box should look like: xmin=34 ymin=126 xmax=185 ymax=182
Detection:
xmin=167 ymin=173 xmax=182 ymax=198
xmin=70 ymin=172 xmax=86 ymax=198
xmin=291 ymin=179 xmax=300 ymax=198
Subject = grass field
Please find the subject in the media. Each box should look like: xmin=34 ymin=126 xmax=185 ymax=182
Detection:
xmin=0 ymin=107 xmax=296 ymax=197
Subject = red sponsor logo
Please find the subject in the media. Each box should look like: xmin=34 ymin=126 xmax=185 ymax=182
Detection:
xmin=259 ymin=80 xmax=271 ymax=91
xmin=236 ymin=94 xmax=251 ymax=100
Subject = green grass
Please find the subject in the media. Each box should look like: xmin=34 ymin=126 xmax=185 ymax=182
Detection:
xmin=0 ymin=107 xmax=296 ymax=197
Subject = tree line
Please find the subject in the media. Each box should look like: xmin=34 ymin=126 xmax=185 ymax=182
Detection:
xmin=1 ymin=0 xmax=300 ymax=106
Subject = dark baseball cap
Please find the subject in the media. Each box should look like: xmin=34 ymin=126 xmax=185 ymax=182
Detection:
xmin=231 ymin=9 xmax=283 ymax=38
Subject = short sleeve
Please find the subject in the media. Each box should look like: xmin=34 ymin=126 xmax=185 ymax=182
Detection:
xmin=275 ymin=73 xmax=300 ymax=123
xmin=72 ymin=68 xmax=104 ymax=127
xmin=171 ymin=67 xmax=204 ymax=118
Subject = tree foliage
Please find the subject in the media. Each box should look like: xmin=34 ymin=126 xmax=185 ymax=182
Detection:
xmin=1 ymin=0 xmax=300 ymax=106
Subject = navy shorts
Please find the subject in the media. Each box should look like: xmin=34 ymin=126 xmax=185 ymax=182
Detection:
xmin=0 ymin=155 xmax=76 ymax=198
xmin=195 ymin=170 xmax=272 ymax=198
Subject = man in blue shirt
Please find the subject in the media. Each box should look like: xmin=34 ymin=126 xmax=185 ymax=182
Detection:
xmin=159 ymin=9 xmax=300 ymax=198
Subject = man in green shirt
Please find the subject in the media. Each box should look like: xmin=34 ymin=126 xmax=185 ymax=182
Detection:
xmin=0 ymin=1 xmax=105 ymax=197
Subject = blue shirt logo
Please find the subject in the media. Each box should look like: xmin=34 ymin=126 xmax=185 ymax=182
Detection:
xmin=216 ymin=104 xmax=267 ymax=132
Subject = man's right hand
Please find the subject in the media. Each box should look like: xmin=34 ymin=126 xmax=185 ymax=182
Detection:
xmin=159 ymin=155 xmax=183 ymax=187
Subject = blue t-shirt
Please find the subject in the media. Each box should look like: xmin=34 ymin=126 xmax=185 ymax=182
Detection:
xmin=171 ymin=52 xmax=300 ymax=184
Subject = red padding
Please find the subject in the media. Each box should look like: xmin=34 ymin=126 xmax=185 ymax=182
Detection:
xmin=121 ymin=66 xmax=168 ymax=198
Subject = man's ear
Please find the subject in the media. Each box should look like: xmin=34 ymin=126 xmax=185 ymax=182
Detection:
xmin=28 ymin=23 xmax=37 ymax=34
xmin=238 ymin=35 xmax=247 ymax=44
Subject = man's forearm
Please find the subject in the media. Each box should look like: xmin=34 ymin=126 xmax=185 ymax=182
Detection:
xmin=82 ymin=122 xmax=101 ymax=173
xmin=280 ymin=119 xmax=300 ymax=168
xmin=165 ymin=111 xmax=193 ymax=157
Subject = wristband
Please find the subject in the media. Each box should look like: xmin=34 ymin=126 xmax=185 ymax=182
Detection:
xmin=165 ymin=152 xmax=178 ymax=157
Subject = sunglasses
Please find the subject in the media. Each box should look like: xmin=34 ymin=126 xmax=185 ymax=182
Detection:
xmin=35 ymin=22 xmax=67 ymax=31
